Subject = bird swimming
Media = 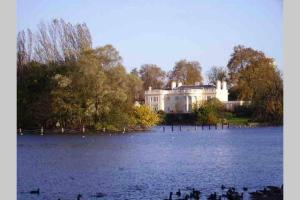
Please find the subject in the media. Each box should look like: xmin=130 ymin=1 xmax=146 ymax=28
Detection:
xmin=176 ymin=189 xmax=181 ymax=197
xmin=30 ymin=188 xmax=39 ymax=195
xmin=77 ymin=194 xmax=82 ymax=200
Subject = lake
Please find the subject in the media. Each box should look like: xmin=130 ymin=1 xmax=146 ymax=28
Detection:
xmin=17 ymin=126 xmax=283 ymax=200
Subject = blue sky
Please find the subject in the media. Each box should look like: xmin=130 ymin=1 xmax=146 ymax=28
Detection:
xmin=17 ymin=0 xmax=282 ymax=81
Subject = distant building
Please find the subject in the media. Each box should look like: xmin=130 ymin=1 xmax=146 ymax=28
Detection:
xmin=145 ymin=80 xmax=245 ymax=113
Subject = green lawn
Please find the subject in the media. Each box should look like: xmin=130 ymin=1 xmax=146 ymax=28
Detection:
xmin=227 ymin=116 xmax=251 ymax=125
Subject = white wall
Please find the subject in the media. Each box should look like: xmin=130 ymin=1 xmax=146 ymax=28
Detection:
xmin=145 ymin=82 xmax=229 ymax=112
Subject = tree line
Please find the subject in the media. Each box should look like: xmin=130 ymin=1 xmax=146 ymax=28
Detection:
xmin=133 ymin=47 xmax=283 ymax=125
xmin=17 ymin=19 xmax=283 ymax=130
xmin=17 ymin=19 xmax=159 ymax=131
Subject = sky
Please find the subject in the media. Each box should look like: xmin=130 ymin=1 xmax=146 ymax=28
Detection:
xmin=17 ymin=0 xmax=282 ymax=81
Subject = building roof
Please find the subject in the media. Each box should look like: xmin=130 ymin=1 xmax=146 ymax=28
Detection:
xmin=162 ymin=84 xmax=216 ymax=90
xmin=177 ymin=85 xmax=215 ymax=89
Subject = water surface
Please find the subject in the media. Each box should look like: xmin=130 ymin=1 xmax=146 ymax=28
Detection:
xmin=17 ymin=126 xmax=283 ymax=200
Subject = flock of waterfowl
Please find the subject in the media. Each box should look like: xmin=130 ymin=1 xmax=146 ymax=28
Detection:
xmin=27 ymin=188 xmax=106 ymax=199
xmin=164 ymin=185 xmax=283 ymax=200
xmin=26 ymin=185 xmax=282 ymax=200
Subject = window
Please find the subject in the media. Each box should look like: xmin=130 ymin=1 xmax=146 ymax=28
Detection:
xmin=152 ymin=96 xmax=158 ymax=102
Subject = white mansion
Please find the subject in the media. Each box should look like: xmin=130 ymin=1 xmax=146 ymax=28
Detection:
xmin=145 ymin=80 xmax=245 ymax=113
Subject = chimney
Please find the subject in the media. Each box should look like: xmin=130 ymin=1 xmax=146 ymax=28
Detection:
xmin=148 ymin=86 xmax=152 ymax=91
xmin=216 ymin=80 xmax=221 ymax=90
xmin=221 ymin=81 xmax=227 ymax=90
xmin=177 ymin=81 xmax=182 ymax=87
xmin=171 ymin=81 xmax=177 ymax=89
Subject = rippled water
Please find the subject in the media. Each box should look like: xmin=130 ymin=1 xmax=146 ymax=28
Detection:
xmin=17 ymin=126 xmax=283 ymax=200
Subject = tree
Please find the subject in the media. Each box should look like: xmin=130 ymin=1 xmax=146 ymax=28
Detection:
xmin=17 ymin=18 xmax=93 ymax=68
xmin=193 ymin=98 xmax=224 ymax=124
xmin=51 ymin=73 xmax=82 ymax=128
xmin=250 ymin=69 xmax=283 ymax=124
xmin=234 ymin=53 xmax=277 ymax=101
xmin=17 ymin=29 xmax=34 ymax=74
xmin=227 ymin=45 xmax=272 ymax=86
xmin=207 ymin=66 xmax=228 ymax=85
xmin=127 ymin=72 xmax=144 ymax=102
xmin=139 ymin=64 xmax=166 ymax=90
xmin=226 ymin=45 xmax=283 ymax=124
xmin=168 ymin=59 xmax=203 ymax=85
xmin=17 ymin=37 xmax=156 ymax=130
xmin=17 ymin=62 xmax=54 ymax=128
xmin=94 ymin=44 xmax=122 ymax=69
xmin=17 ymin=19 xmax=158 ymax=131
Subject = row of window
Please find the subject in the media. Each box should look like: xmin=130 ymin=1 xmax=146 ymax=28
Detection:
xmin=149 ymin=96 xmax=159 ymax=102
xmin=165 ymin=96 xmax=212 ymax=101
xmin=147 ymin=95 xmax=213 ymax=104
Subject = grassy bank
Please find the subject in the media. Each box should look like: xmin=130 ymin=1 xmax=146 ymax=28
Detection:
xmin=226 ymin=116 xmax=251 ymax=125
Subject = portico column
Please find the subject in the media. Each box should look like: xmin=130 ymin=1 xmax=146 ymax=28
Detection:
xmin=186 ymin=95 xmax=189 ymax=112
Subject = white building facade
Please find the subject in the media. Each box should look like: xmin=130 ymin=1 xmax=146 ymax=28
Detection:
xmin=145 ymin=80 xmax=229 ymax=113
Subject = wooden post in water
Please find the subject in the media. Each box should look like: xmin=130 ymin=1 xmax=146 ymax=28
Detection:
xmin=163 ymin=126 xmax=165 ymax=132
xmin=19 ymin=128 xmax=23 ymax=135
xmin=82 ymin=125 xmax=85 ymax=133
xmin=215 ymin=124 xmax=217 ymax=129
xmin=222 ymin=123 xmax=224 ymax=129
xmin=40 ymin=126 xmax=44 ymax=135
xmin=123 ymin=127 xmax=125 ymax=134
xmin=209 ymin=124 xmax=211 ymax=130
xmin=61 ymin=127 xmax=64 ymax=133
xmin=202 ymin=124 xmax=204 ymax=130
xmin=180 ymin=125 xmax=182 ymax=131
xmin=228 ymin=123 xmax=229 ymax=128
xmin=171 ymin=124 xmax=174 ymax=132
xmin=195 ymin=125 xmax=197 ymax=131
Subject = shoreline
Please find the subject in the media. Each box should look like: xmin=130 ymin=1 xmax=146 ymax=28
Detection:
xmin=17 ymin=124 xmax=283 ymax=135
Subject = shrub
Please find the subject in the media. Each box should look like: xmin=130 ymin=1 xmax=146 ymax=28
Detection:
xmin=164 ymin=113 xmax=196 ymax=125
xmin=234 ymin=105 xmax=253 ymax=117
xmin=194 ymin=98 xmax=224 ymax=124
xmin=133 ymin=105 xmax=161 ymax=129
